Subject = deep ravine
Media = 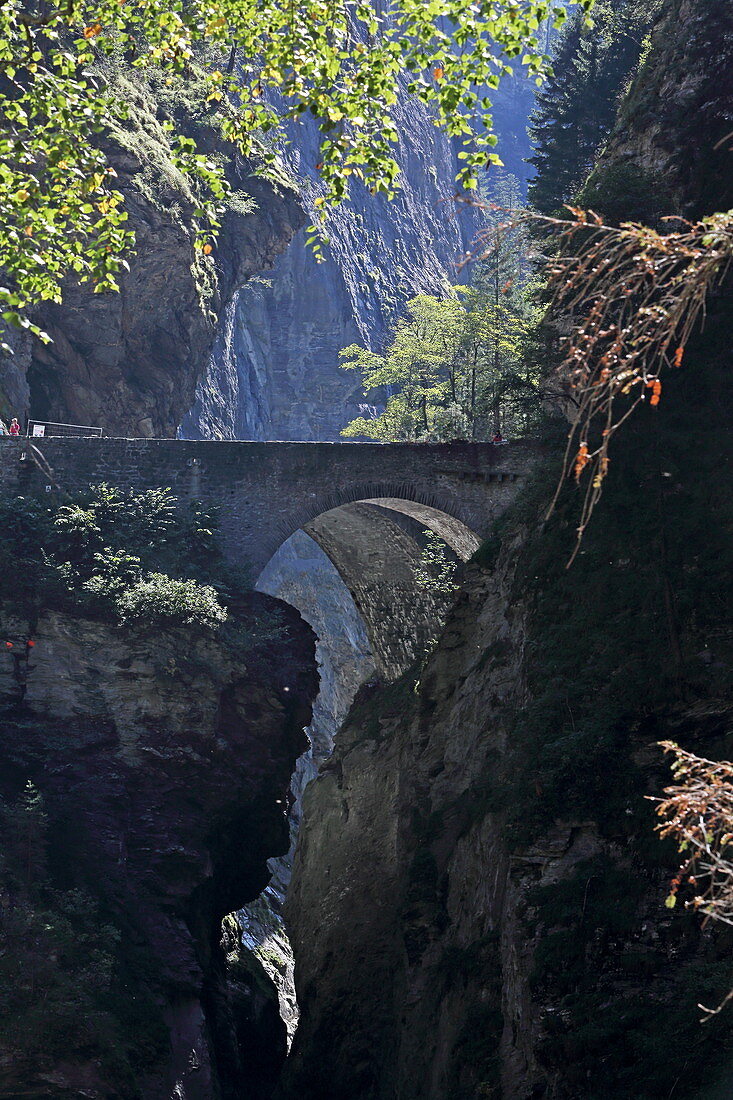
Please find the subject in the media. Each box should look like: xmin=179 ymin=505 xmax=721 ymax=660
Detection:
xmin=271 ymin=4 xmax=733 ymax=1095
xmin=237 ymin=530 xmax=375 ymax=1046
xmin=0 ymin=1 xmax=732 ymax=1098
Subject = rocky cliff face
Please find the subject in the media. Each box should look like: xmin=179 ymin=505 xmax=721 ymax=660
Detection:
xmin=279 ymin=550 xmax=526 ymax=1100
xmin=26 ymin=168 xmax=302 ymax=439
xmin=0 ymin=593 xmax=317 ymax=1100
xmin=281 ymin=333 xmax=733 ymax=1098
xmin=179 ymin=31 xmax=560 ymax=445
xmin=582 ymin=0 xmax=733 ymax=219
xmin=0 ymin=75 xmax=304 ymax=437
xmin=182 ymin=94 xmax=482 ymax=442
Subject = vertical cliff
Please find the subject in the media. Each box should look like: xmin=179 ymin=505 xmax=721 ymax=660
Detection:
xmin=179 ymin=22 xmax=562 ymax=445
xmin=24 ymin=162 xmax=303 ymax=439
xmin=582 ymin=0 xmax=733 ymax=219
xmin=0 ymin=594 xmax=317 ymax=1100
xmin=0 ymin=74 xmax=304 ymax=437
xmin=181 ymin=93 xmax=482 ymax=442
xmin=280 ymin=313 xmax=733 ymax=1099
xmin=0 ymin=58 xmax=534 ymax=444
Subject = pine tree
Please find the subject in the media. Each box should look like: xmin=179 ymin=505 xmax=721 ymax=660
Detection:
xmin=527 ymin=0 xmax=662 ymax=214
xmin=470 ymin=173 xmax=543 ymax=436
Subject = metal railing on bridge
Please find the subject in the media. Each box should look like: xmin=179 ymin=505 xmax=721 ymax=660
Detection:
xmin=26 ymin=420 xmax=103 ymax=439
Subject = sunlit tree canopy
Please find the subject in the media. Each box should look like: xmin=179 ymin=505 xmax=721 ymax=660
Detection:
xmin=0 ymin=0 xmax=593 ymax=344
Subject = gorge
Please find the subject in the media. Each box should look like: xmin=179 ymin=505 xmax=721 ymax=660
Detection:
xmin=0 ymin=0 xmax=733 ymax=1097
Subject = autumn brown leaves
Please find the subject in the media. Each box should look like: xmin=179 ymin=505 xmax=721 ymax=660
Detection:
xmin=541 ymin=209 xmax=733 ymax=560
xmin=654 ymin=741 xmax=733 ymax=1018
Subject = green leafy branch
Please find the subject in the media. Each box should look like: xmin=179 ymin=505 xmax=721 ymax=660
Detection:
xmin=0 ymin=0 xmax=594 ymax=347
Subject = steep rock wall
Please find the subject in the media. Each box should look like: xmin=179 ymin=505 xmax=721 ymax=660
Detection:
xmin=182 ymin=94 xmax=482 ymax=442
xmin=0 ymin=593 xmax=317 ymax=1100
xmin=0 ymin=76 xmax=304 ymax=437
xmin=26 ymin=167 xmax=302 ymax=439
xmin=281 ymin=544 xmax=535 ymax=1099
xmin=582 ymin=0 xmax=733 ymax=219
xmin=281 ymin=327 xmax=733 ymax=1098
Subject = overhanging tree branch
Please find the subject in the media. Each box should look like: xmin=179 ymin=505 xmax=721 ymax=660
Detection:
xmin=539 ymin=208 xmax=733 ymax=561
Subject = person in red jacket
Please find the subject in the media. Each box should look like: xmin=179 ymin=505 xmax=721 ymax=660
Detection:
xmin=9 ymin=418 xmax=20 ymax=436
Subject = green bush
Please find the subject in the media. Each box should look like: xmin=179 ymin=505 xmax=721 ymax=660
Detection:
xmin=0 ymin=484 xmax=242 ymax=632
xmin=116 ymin=572 xmax=227 ymax=630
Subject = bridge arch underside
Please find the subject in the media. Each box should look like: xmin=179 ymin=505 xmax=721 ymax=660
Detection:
xmin=257 ymin=498 xmax=476 ymax=681
xmin=255 ymin=479 xmax=489 ymax=581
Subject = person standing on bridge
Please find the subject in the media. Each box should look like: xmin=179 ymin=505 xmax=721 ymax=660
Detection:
xmin=8 ymin=418 xmax=20 ymax=436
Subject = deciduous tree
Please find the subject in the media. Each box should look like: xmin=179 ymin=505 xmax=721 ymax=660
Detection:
xmin=341 ymin=173 xmax=541 ymax=441
xmin=0 ymin=0 xmax=593 ymax=347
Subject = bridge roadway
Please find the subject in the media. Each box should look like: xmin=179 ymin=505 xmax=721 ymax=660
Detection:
xmin=0 ymin=437 xmax=541 ymax=675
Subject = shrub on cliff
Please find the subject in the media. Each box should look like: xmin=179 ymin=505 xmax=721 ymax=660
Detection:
xmin=116 ymin=572 xmax=227 ymax=630
xmin=0 ymin=485 xmax=237 ymax=633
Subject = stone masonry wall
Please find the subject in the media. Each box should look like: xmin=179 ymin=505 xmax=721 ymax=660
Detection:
xmin=0 ymin=438 xmax=540 ymax=579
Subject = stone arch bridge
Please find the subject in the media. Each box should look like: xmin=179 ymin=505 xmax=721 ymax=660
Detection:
xmin=0 ymin=438 xmax=541 ymax=676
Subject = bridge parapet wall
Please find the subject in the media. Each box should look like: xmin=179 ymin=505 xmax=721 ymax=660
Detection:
xmin=0 ymin=438 xmax=542 ymax=576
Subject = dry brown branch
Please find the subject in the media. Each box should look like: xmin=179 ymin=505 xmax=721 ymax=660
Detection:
xmin=456 ymin=201 xmax=733 ymax=562
xmin=538 ymin=209 xmax=733 ymax=559
xmin=652 ymin=740 xmax=733 ymax=1018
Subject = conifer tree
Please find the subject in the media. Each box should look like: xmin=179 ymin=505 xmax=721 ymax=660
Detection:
xmin=527 ymin=0 xmax=661 ymax=213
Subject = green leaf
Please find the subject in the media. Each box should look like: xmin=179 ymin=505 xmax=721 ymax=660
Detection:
xmin=0 ymin=0 xmax=585 ymax=324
